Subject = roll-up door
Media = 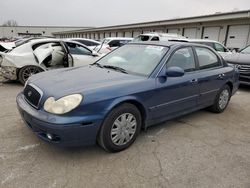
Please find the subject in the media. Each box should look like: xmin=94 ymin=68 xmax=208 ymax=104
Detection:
xmin=203 ymin=27 xmax=221 ymax=41
xmin=184 ymin=28 xmax=197 ymax=39
xmin=226 ymin=25 xmax=250 ymax=49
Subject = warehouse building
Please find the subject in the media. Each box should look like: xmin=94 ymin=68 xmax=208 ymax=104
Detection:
xmin=53 ymin=10 xmax=250 ymax=50
xmin=0 ymin=26 xmax=92 ymax=38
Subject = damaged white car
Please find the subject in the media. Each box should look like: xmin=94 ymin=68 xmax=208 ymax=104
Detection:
xmin=0 ymin=38 xmax=102 ymax=84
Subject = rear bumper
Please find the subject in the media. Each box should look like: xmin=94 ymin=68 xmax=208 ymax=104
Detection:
xmin=16 ymin=93 xmax=103 ymax=147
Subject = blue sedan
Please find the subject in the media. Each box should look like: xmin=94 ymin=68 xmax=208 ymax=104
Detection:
xmin=16 ymin=41 xmax=239 ymax=152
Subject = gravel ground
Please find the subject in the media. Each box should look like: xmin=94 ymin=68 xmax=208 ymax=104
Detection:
xmin=0 ymin=82 xmax=250 ymax=188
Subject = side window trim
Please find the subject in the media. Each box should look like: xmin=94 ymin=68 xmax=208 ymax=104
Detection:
xmin=165 ymin=46 xmax=198 ymax=73
xmin=194 ymin=46 xmax=223 ymax=70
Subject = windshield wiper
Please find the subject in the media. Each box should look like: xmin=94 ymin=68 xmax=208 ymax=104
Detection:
xmin=102 ymin=65 xmax=128 ymax=74
xmin=92 ymin=62 xmax=103 ymax=68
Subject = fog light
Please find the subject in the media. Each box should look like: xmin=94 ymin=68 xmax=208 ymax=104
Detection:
xmin=46 ymin=133 xmax=53 ymax=140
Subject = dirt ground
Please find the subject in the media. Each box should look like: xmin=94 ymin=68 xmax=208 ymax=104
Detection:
xmin=0 ymin=81 xmax=250 ymax=188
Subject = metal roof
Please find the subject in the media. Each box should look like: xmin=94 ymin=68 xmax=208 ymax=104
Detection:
xmin=53 ymin=9 xmax=250 ymax=34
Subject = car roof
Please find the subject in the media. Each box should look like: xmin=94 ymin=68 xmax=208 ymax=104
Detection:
xmin=129 ymin=41 xmax=214 ymax=48
xmin=171 ymin=38 xmax=222 ymax=43
xmin=104 ymin=37 xmax=133 ymax=40
xmin=66 ymin=38 xmax=100 ymax=43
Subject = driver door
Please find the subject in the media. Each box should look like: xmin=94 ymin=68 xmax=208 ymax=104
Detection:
xmin=151 ymin=47 xmax=199 ymax=120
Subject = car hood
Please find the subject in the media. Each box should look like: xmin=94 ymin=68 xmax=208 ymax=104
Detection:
xmin=224 ymin=53 xmax=250 ymax=65
xmin=28 ymin=65 xmax=146 ymax=97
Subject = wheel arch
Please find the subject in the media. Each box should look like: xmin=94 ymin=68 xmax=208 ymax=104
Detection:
xmin=103 ymin=97 xmax=148 ymax=130
xmin=225 ymin=81 xmax=233 ymax=93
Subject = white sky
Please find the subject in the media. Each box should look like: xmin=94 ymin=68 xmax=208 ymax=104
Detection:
xmin=1 ymin=0 xmax=250 ymax=27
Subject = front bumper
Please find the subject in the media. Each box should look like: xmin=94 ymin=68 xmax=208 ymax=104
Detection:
xmin=16 ymin=93 xmax=103 ymax=147
xmin=239 ymin=74 xmax=250 ymax=86
xmin=1 ymin=65 xmax=17 ymax=80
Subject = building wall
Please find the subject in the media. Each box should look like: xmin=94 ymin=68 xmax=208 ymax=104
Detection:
xmin=0 ymin=26 xmax=90 ymax=38
xmin=53 ymin=17 xmax=250 ymax=49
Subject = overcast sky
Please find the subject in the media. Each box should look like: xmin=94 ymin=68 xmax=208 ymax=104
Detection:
xmin=1 ymin=0 xmax=250 ymax=27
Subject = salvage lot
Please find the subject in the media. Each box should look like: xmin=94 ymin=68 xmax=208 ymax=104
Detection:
xmin=0 ymin=81 xmax=250 ymax=188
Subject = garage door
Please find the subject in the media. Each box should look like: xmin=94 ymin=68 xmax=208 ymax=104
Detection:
xmin=125 ymin=31 xmax=132 ymax=37
xmin=168 ymin=28 xmax=179 ymax=34
xmin=203 ymin=27 xmax=221 ymax=41
xmin=133 ymin=31 xmax=141 ymax=37
xmin=226 ymin=25 xmax=250 ymax=49
xmin=117 ymin=32 xmax=123 ymax=37
xmin=143 ymin=30 xmax=150 ymax=34
xmin=155 ymin=29 xmax=164 ymax=33
xmin=99 ymin=33 xmax=104 ymax=39
xmin=184 ymin=28 xmax=197 ymax=39
xmin=104 ymin=32 xmax=110 ymax=38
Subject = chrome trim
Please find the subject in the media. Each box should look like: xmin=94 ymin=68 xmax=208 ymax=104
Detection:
xmin=149 ymin=94 xmax=199 ymax=110
xmin=24 ymin=83 xmax=43 ymax=109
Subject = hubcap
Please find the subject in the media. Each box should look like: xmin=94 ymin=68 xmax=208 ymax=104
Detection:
xmin=111 ymin=113 xmax=137 ymax=146
xmin=219 ymin=89 xmax=229 ymax=110
xmin=22 ymin=67 xmax=41 ymax=82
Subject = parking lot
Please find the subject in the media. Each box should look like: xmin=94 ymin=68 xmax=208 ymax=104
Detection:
xmin=0 ymin=80 xmax=249 ymax=188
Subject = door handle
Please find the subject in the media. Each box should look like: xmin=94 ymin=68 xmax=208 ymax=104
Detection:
xmin=190 ymin=79 xmax=198 ymax=84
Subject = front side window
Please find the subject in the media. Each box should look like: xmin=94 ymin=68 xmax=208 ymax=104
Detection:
xmin=195 ymin=47 xmax=221 ymax=69
xmin=167 ymin=47 xmax=196 ymax=72
xmin=96 ymin=44 xmax=168 ymax=76
xmin=214 ymin=43 xmax=227 ymax=52
xmin=240 ymin=46 xmax=250 ymax=54
xmin=66 ymin=42 xmax=92 ymax=55
xmin=133 ymin=35 xmax=150 ymax=42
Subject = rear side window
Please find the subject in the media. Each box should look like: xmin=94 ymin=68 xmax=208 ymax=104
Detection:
xmin=167 ymin=47 xmax=196 ymax=72
xmin=195 ymin=47 xmax=221 ymax=69
xmin=151 ymin=37 xmax=159 ymax=41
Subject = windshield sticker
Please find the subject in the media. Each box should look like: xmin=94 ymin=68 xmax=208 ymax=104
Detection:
xmin=146 ymin=46 xmax=164 ymax=51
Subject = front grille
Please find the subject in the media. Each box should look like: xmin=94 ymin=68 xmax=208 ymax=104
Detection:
xmin=238 ymin=64 xmax=250 ymax=75
xmin=24 ymin=84 xmax=42 ymax=108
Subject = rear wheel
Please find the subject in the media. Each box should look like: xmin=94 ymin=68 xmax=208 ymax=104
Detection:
xmin=209 ymin=85 xmax=231 ymax=113
xmin=98 ymin=103 xmax=141 ymax=152
xmin=18 ymin=66 xmax=43 ymax=85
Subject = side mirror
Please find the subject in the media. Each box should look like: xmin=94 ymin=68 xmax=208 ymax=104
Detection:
xmin=92 ymin=51 xmax=98 ymax=56
xmin=166 ymin=66 xmax=185 ymax=77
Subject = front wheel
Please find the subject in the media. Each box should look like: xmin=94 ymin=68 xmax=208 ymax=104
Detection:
xmin=209 ymin=85 xmax=231 ymax=113
xmin=18 ymin=66 xmax=43 ymax=85
xmin=98 ymin=103 xmax=142 ymax=152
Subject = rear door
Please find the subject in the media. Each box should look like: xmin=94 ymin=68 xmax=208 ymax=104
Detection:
xmin=194 ymin=47 xmax=227 ymax=106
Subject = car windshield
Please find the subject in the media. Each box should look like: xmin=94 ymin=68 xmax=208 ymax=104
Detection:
xmin=240 ymin=46 xmax=250 ymax=54
xmin=95 ymin=44 xmax=168 ymax=76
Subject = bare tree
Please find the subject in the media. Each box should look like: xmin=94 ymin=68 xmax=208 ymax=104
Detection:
xmin=2 ymin=20 xmax=18 ymax=26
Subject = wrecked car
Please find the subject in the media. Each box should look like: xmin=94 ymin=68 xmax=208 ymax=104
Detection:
xmin=0 ymin=42 xmax=15 ymax=52
xmin=17 ymin=41 xmax=239 ymax=152
xmin=0 ymin=38 xmax=102 ymax=84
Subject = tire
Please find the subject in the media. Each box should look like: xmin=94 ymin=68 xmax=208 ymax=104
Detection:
xmin=98 ymin=103 xmax=142 ymax=152
xmin=18 ymin=66 xmax=43 ymax=85
xmin=209 ymin=85 xmax=231 ymax=113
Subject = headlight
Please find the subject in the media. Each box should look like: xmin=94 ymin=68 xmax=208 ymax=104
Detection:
xmin=44 ymin=94 xmax=83 ymax=115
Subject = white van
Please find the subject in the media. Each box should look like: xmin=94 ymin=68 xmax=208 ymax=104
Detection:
xmin=133 ymin=32 xmax=185 ymax=42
